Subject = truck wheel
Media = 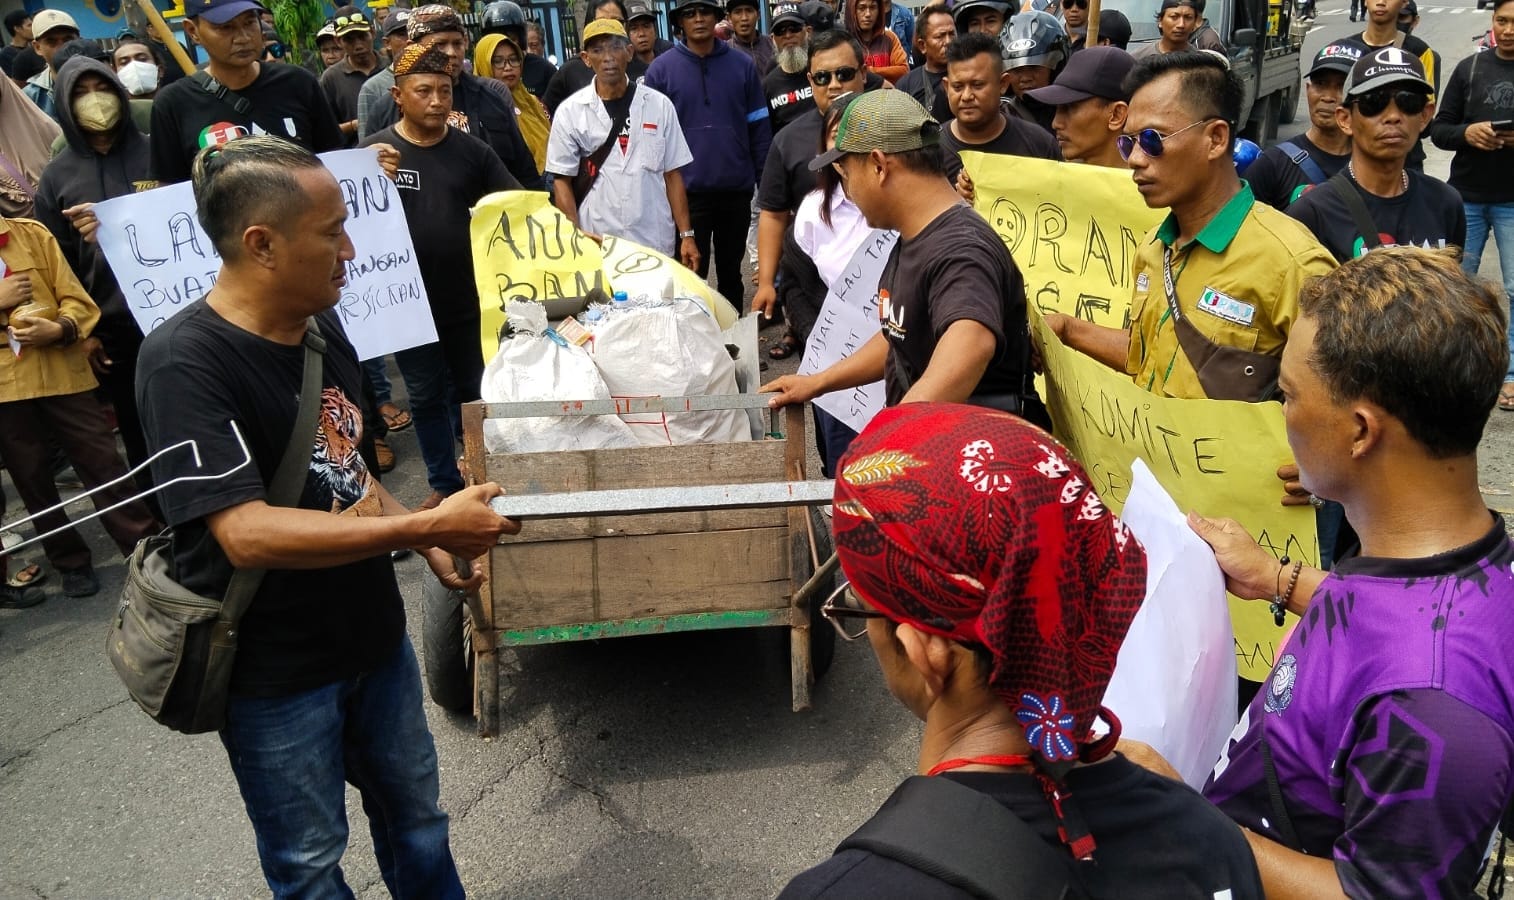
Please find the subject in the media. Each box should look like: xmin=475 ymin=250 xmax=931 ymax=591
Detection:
xmin=422 ymin=575 xmax=475 ymax=712
xmin=1278 ymin=83 xmax=1299 ymax=125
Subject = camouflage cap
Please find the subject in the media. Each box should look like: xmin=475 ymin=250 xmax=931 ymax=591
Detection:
xmin=808 ymin=90 xmax=940 ymax=171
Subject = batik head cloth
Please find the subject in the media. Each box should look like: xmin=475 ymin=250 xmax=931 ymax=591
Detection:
xmin=406 ymin=4 xmax=463 ymax=40
xmin=832 ymin=403 xmax=1147 ymax=761
xmin=392 ymin=42 xmax=455 ymax=78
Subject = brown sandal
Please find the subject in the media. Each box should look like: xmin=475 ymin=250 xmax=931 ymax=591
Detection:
xmin=380 ymin=402 xmax=412 ymax=431
xmin=768 ymin=333 xmax=800 ymax=360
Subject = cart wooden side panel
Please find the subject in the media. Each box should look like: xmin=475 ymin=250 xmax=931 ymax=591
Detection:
xmin=465 ymin=409 xmax=815 ymax=736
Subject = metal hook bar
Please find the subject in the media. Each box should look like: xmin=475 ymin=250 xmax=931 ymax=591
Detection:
xmin=0 ymin=420 xmax=254 ymax=557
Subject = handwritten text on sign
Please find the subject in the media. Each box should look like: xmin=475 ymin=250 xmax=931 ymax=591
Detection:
xmin=470 ymin=192 xmax=739 ymax=361
xmin=797 ymin=229 xmax=897 ymax=433
xmin=92 ymin=149 xmax=437 ymax=360
xmin=1031 ymin=306 xmax=1316 ymax=682
xmin=961 ymin=152 xmax=1164 ymax=331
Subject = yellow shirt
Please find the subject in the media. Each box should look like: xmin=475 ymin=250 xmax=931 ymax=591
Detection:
xmin=1125 ymin=183 xmax=1336 ymax=400
xmin=0 ymin=217 xmax=101 ymax=402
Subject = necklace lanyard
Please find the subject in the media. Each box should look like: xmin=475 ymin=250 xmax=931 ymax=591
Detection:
xmin=926 ymin=754 xmax=1033 ymax=776
xmin=1160 ymin=246 xmax=1186 ymax=324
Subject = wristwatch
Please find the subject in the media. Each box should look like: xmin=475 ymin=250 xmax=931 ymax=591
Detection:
xmin=678 ymin=229 xmax=695 ymax=239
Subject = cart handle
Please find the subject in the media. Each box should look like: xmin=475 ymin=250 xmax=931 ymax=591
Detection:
xmin=489 ymin=479 xmax=835 ymax=520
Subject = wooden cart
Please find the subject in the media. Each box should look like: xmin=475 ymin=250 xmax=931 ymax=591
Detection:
xmin=424 ymin=395 xmax=837 ymax=737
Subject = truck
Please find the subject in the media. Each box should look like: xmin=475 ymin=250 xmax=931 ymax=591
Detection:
xmin=1117 ymin=0 xmax=1307 ymax=144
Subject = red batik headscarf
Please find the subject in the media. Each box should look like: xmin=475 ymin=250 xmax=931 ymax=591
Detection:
xmin=832 ymin=403 xmax=1148 ymax=858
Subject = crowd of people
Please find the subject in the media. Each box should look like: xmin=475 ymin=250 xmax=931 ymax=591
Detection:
xmin=3 ymin=0 xmax=1514 ymax=894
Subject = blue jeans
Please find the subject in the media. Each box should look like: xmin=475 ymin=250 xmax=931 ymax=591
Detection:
xmin=394 ymin=341 xmax=465 ymax=495
xmin=1462 ymin=202 xmax=1514 ymax=381
xmin=363 ymin=357 xmax=393 ymax=407
xmin=220 ymin=637 xmax=462 ymax=900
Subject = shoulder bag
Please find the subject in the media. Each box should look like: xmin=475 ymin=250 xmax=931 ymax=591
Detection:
xmin=1161 ymin=247 xmax=1281 ymax=402
xmin=106 ymin=319 xmax=326 ymax=734
xmin=1323 ymin=171 xmax=1383 ymax=253
xmin=571 ymin=83 xmax=636 ymax=206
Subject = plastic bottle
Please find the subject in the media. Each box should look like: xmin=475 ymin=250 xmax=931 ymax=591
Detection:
xmin=612 ymin=291 xmax=630 ymax=310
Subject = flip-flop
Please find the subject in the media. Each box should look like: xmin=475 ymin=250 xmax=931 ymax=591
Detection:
xmin=1500 ymin=385 xmax=1514 ymax=412
xmin=6 ymin=564 xmax=46 ymax=589
xmin=380 ymin=403 xmax=412 ymax=431
xmin=768 ymin=334 xmax=800 ymax=360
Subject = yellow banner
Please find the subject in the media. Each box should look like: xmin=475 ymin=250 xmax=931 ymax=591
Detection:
xmin=1032 ymin=306 xmax=1315 ymax=682
xmin=960 ymin=153 xmax=1312 ymax=680
xmin=471 ymin=191 xmax=738 ymax=360
xmin=961 ymin=152 xmax=1164 ymax=330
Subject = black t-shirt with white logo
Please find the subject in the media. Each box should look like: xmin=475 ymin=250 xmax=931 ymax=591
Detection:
xmin=136 ymin=305 xmax=404 ymax=697
xmin=149 ymin=61 xmax=345 ymax=184
xmin=878 ymin=203 xmax=1030 ymax=405
xmin=764 ymin=68 xmax=816 ymax=135
xmin=1246 ymin=133 xmax=1350 ymax=211
xmin=1285 ymin=169 xmax=1466 ymax=263
xmin=362 ymin=125 xmax=519 ymax=327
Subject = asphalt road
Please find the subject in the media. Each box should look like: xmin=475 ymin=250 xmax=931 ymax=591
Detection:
xmin=3 ymin=5 xmax=1512 ymax=895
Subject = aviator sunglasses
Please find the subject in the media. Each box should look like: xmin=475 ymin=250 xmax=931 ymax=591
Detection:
xmin=811 ymin=65 xmax=859 ymax=85
xmin=1347 ymin=87 xmax=1428 ymax=118
xmin=1116 ymin=116 xmax=1221 ymax=159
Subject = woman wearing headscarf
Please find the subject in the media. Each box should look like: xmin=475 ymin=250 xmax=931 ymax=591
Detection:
xmin=474 ymin=32 xmax=549 ymax=174
xmin=780 ymin=403 xmax=1264 ymax=898
xmin=0 ymin=72 xmax=62 ymax=218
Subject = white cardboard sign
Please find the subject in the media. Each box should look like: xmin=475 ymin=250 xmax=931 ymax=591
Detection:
xmin=92 ymin=149 xmax=437 ymax=360
xmin=797 ymin=229 xmax=896 ymax=433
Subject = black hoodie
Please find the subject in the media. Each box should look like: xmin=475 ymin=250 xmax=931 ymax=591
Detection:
xmin=33 ymin=56 xmax=154 ymax=354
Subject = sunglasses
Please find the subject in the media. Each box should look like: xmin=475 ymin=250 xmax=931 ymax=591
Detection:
xmin=811 ymin=65 xmax=859 ymax=85
xmin=1116 ymin=116 xmax=1220 ymax=159
xmin=1347 ymin=87 xmax=1428 ymax=117
xmin=1062 ymin=0 xmax=1089 ymax=8
xmin=819 ymin=583 xmax=888 ymax=641
xmin=773 ymin=22 xmax=804 ymax=35
xmin=333 ymin=14 xmax=368 ymax=28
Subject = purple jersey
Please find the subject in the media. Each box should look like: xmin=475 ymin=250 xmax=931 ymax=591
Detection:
xmin=1204 ymin=517 xmax=1514 ymax=898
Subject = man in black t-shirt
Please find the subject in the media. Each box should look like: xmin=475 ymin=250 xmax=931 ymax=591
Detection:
xmin=1247 ymin=44 xmax=1352 ymax=210
xmin=149 ymin=0 xmax=346 ymax=184
xmin=752 ymin=30 xmax=870 ymax=322
xmin=1287 ymin=50 xmax=1465 ymax=262
xmin=369 ymin=5 xmax=541 ymax=189
xmin=135 ymin=136 xmax=514 ymax=898
xmin=763 ymin=4 xmax=817 ymax=133
xmin=761 ymin=90 xmax=1045 ymax=423
xmin=940 ymin=33 xmax=1061 ymax=203
xmin=895 ymin=3 xmax=952 ymax=112
xmin=362 ymin=44 xmax=520 ymax=509
xmin=1327 ymin=0 xmax=1440 ymax=170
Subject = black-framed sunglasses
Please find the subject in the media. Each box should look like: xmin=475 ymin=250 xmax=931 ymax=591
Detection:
xmin=773 ymin=22 xmax=805 ymax=35
xmin=811 ymin=65 xmax=859 ymax=86
xmin=1115 ymin=116 xmax=1221 ymax=160
xmin=1347 ymin=87 xmax=1428 ymax=118
xmin=1062 ymin=0 xmax=1089 ymax=8
xmin=820 ymin=582 xmax=888 ymax=641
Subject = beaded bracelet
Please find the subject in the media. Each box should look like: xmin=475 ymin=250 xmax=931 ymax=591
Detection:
xmin=1270 ymin=556 xmax=1303 ymax=627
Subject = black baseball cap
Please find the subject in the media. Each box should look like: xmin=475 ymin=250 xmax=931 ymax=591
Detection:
xmin=1345 ymin=45 xmax=1433 ymax=97
xmin=183 ymin=0 xmax=267 ymax=25
xmin=1308 ymin=41 xmax=1357 ymax=77
xmin=798 ymin=0 xmax=836 ymax=31
xmin=1027 ymin=45 xmax=1135 ymax=104
xmin=772 ymin=2 xmax=805 ymax=27
xmin=626 ymin=0 xmax=657 ymax=21
xmin=382 ymin=8 xmax=411 ymax=36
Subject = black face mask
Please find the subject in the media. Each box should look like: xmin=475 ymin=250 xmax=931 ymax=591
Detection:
xmin=1396 ymin=18 xmax=1413 ymax=35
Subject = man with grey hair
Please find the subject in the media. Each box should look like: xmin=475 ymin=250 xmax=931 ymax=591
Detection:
xmin=134 ymin=136 xmax=515 ymax=896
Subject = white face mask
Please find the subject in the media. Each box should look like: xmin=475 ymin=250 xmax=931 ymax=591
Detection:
xmin=117 ymin=59 xmax=160 ymax=96
xmin=73 ymin=91 xmax=122 ymax=132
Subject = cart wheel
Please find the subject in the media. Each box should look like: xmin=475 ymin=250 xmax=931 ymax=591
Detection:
xmin=422 ymin=575 xmax=475 ymax=712
xmin=806 ymin=507 xmax=837 ymax=680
